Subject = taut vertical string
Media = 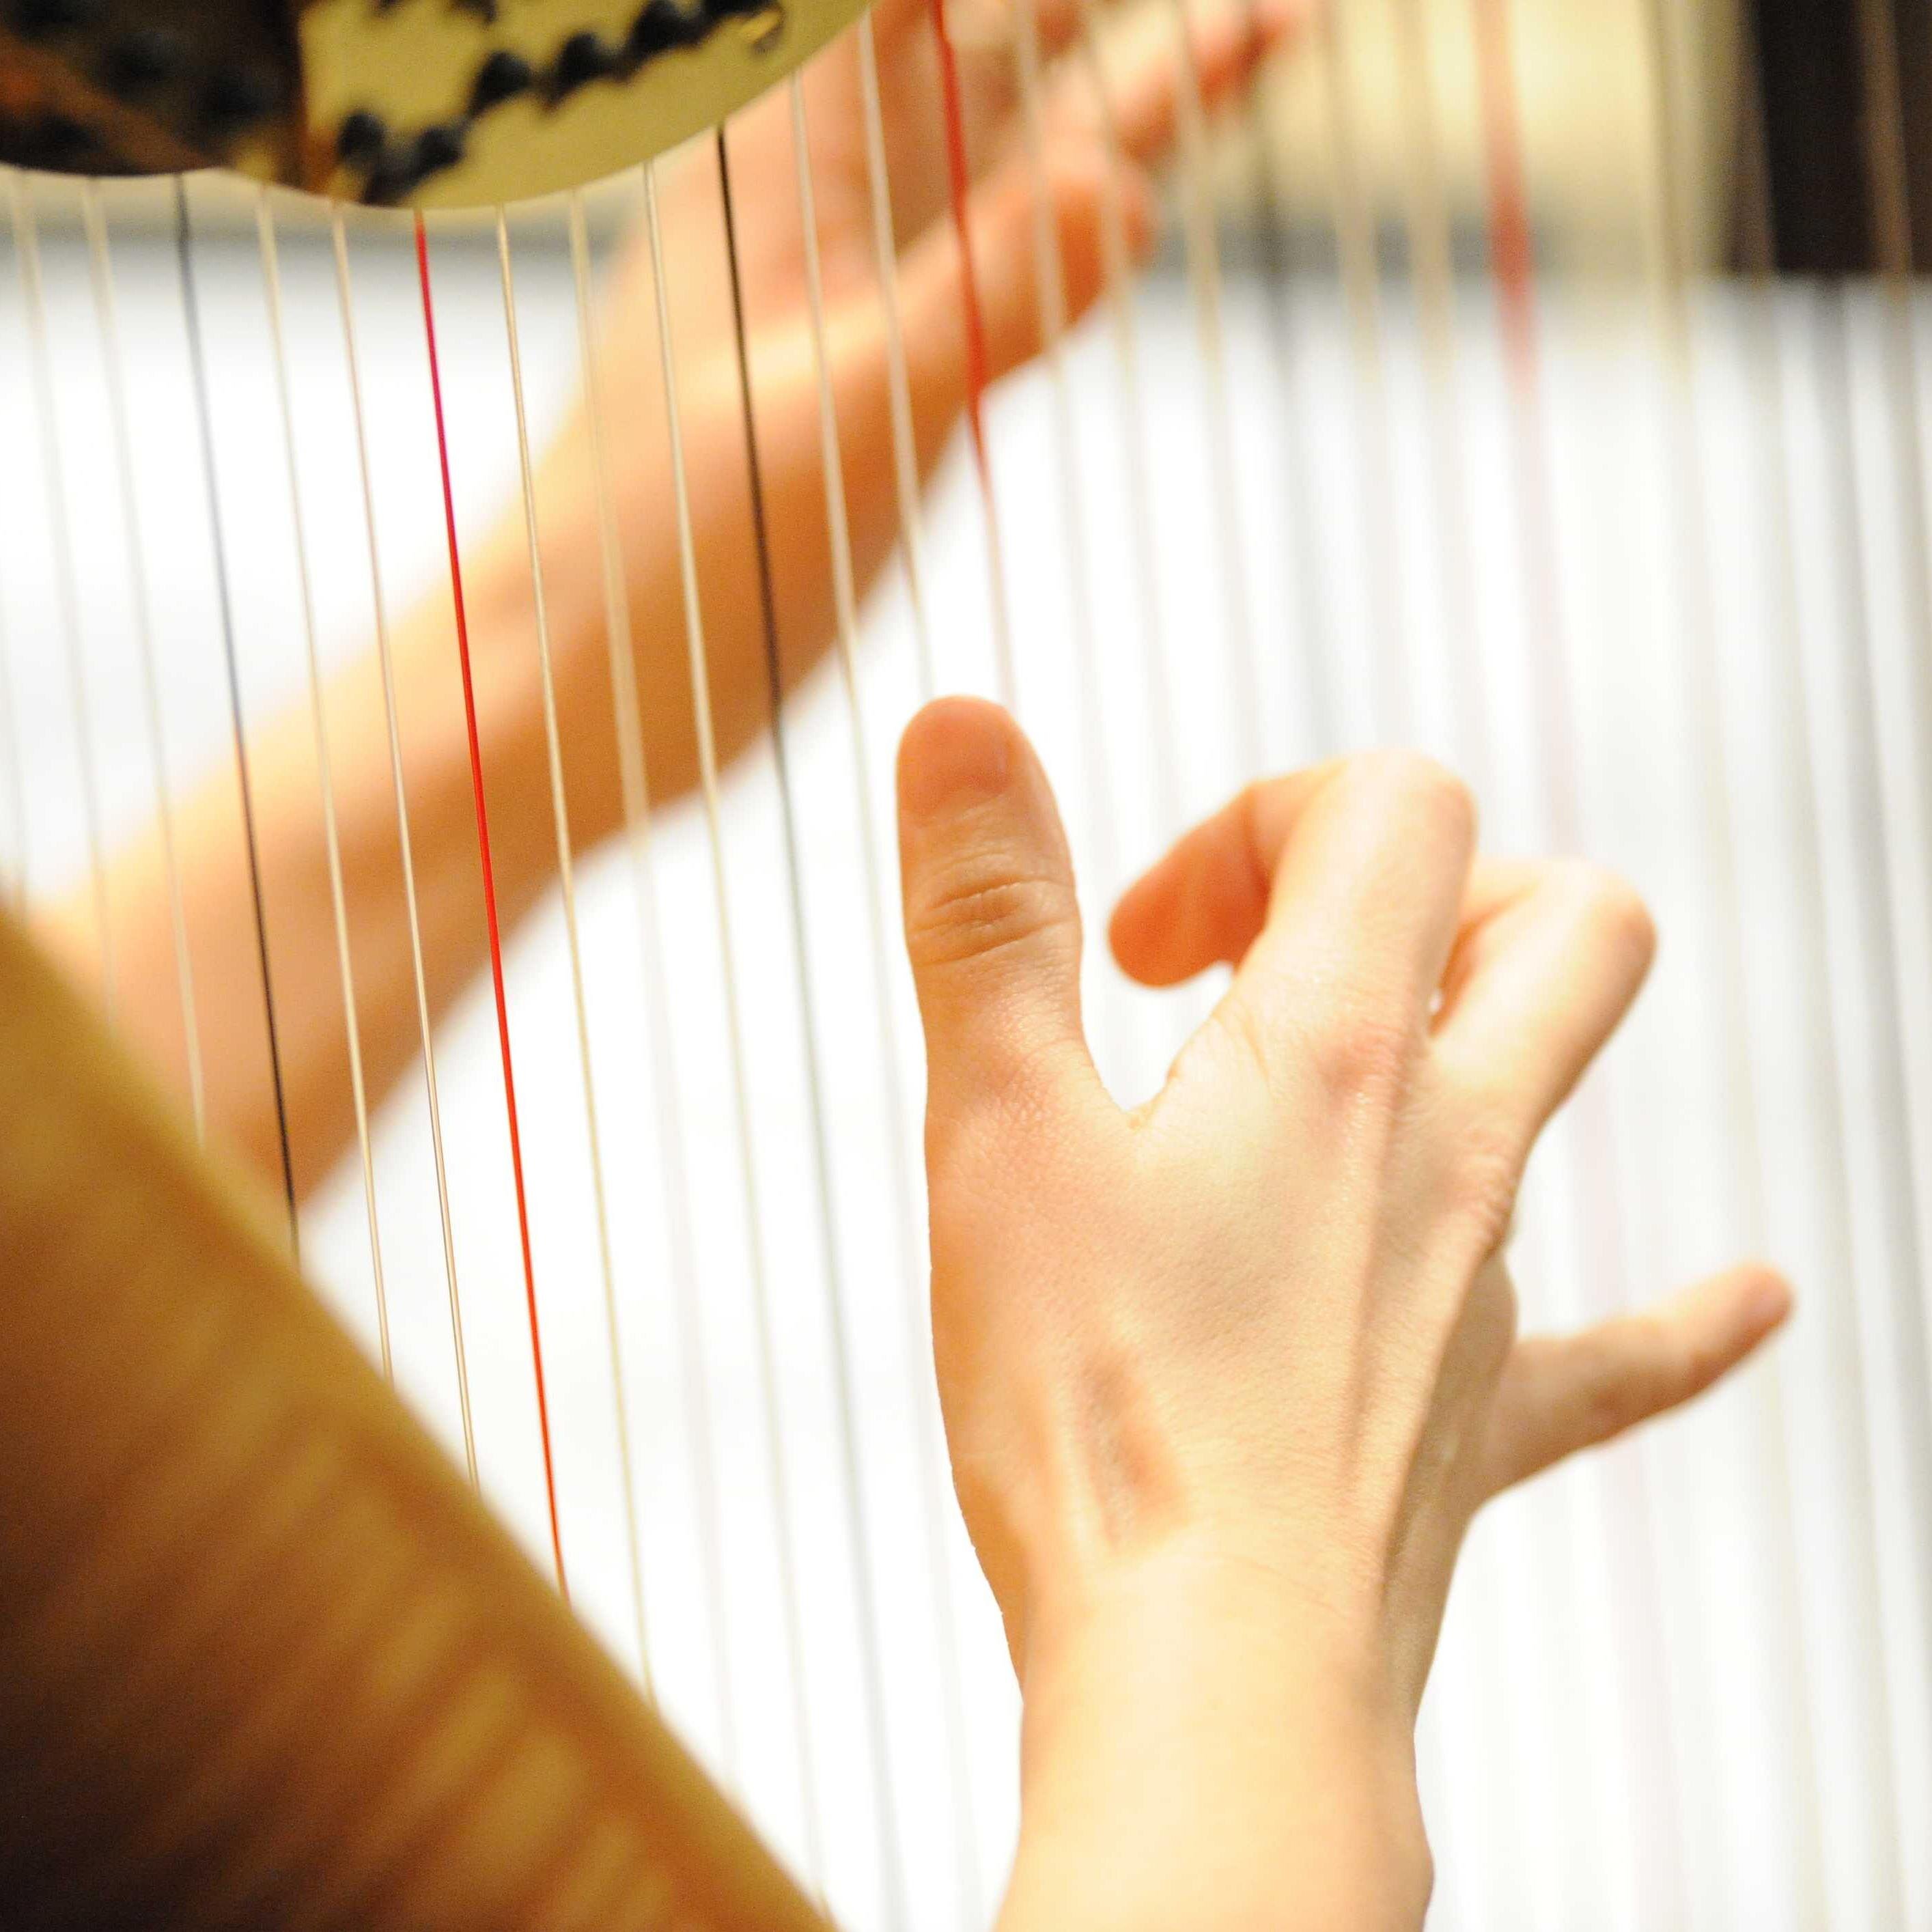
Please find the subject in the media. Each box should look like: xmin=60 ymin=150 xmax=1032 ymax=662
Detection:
xmin=643 ymin=156 xmax=823 ymax=1881
xmin=257 ymin=187 xmax=392 ymax=1382
xmin=332 ymin=208 xmax=477 ymax=1487
xmin=568 ymin=186 xmax=729 ymax=1737
xmin=716 ymin=117 xmax=909 ymax=1928
xmin=414 ymin=208 xmax=566 ymax=1595
xmin=82 ymin=180 xmax=204 ymax=1139
xmin=496 ymin=207 xmax=645 ymax=1673
xmin=174 ymin=176 xmax=300 ymax=1254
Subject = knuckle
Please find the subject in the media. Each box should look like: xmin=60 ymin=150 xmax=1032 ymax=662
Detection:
xmin=1349 ymin=748 xmax=1478 ymax=848
xmin=905 ymin=865 xmax=1078 ymax=977
xmin=1304 ymin=998 xmax=1416 ymax=1108
xmin=1555 ymin=860 xmax=1657 ymax=973
xmin=1444 ymin=1111 xmax=1524 ymax=1257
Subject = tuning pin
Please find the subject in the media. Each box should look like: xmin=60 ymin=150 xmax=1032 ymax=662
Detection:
xmin=628 ymin=0 xmax=699 ymax=60
xmin=337 ymin=108 xmax=388 ymax=167
xmin=12 ymin=0 xmax=105 ymax=35
xmin=550 ymin=29 xmax=623 ymax=99
xmin=470 ymin=47 xmax=534 ymax=113
xmin=201 ymin=64 xmax=283 ymax=131
xmin=100 ymin=25 xmax=186 ymax=94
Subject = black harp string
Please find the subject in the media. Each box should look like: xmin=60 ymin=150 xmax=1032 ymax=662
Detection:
xmin=83 ymin=180 xmax=206 ymax=1142
xmin=785 ymin=74 xmax=984 ymax=1929
xmin=1732 ymin=8 xmax=1908 ymax=1911
xmin=173 ymin=175 xmax=300 ymax=1252
xmin=714 ymin=121 xmax=911 ymax=1930
xmin=641 ymin=157 xmax=822 ymax=1875
xmin=1463 ymin=1 xmax=1690 ymax=1911
xmin=330 ymin=206 xmax=477 ymax=1487
xmin=8 ymin=171 xmax=113 ymax=1014
xmin=257 ymin=188 xmax=393 ymax=1382
xmin=567 ymin=185 xmax=733 ymax=1752
xmin=1627 ymin=0 xmax=1827 ymax=1909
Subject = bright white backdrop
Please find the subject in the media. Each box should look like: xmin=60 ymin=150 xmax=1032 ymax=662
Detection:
xmin=3 ymin=167 xmax=1930 ymax=1930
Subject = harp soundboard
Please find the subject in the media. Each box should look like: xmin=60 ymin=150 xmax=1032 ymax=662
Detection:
xmin=1 ymin=0 xmax=1930 ymax=1925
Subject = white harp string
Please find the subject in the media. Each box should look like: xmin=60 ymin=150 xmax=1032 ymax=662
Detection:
xmin=856 ymin=16 xmax=937 ymax=704
xmin=1164 ymin=0 xmax=1262 ymax=777
xmin=496 ymin=206 xmax=651 ymax=1686
xmin=1386 ymin=0 xmax=1490 ymax=779
xmin=258 ymin=188 xmax=393 ymax=1382
xmin=643 ymin=158 xmax=824 ymax=1880
xmin=8 ymin=171 xmax=113 ymax=1015
xmin=81 ymin=180 xmax=205 ymax=1140
xmin=1314 ymin=0 xmax=1408 ymax=741
xmin=1731 ymin=15 xmax=1907 ymax=1908
xmin=1074 ymin=0 xmax=1181 ymax=831
xmin=568 ymin=186 xmax=731 ymax=1737
xmin=714 ymin=115 xmax=910 ymax=1927
xmin=330 ymin=206 xmax=478 ymax=1488
xmin=1014 ymin=0 xmax=1118 ymax=893
xmin=789 ymin=73 xmax=983 ymax=1928
xmin=1627 ymin=0 xmax=1827 ymax=1912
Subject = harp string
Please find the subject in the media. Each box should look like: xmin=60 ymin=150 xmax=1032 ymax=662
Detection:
xmin=928 ymin=0 xmax=1018 ymax=703
xmin=257 ymin=188 xmax=393 ymax=1384
xmin=857 ymin=17 xmax=938 ymax=703
xmin=1313 ymin=0 xmax=1408 ymax=742
xmin=331 ymin=207 xmax=477 ymax=1489
xmin=1386 ymin=0 xmax=1491 ymax=779
xmin=787 ymin=73 xmax=983 ymax=1927
xmin=0 ymin=536 xmax=22 ymax=908
xmin=715 ymin=117 xmax=910 ymax=1926
xmin=9 ymin=171 xmax=113 ymax=1016
xmin=643 ymin=154 xmax=824 ymax=1878
xmin=173 ymin=176 xmax=300 ymax=1253
xmin=81 ymin=179 xmax=206 ymax=1140
xmin=495 ymin=207 xmax=648 ymax=1676
xmin=1014 ymin=0 xmax=1119 ymax=893
xmin=1074 ymin=0 xmax=1181 ymax=829
xmin=1811 ymin=279 xmax=1932 ymax=1920
xmin=1626 ymin=0 xmax=1828 ymax=1909
xmin=1462 ymin=8 xmax=1690 ymax=1915
xmin=1164 ymin=0 xmax=1262 ymax=776
xmin=566 ymin=185 xmax=728 ymax=1735
xmin=1731 ymin=9 xmax=1908 ymax=1909
xmin=413 ymin=207 xmax=566 ymax=1594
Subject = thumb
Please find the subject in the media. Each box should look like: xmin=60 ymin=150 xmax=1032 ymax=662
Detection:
xmin=898 ymin=698 xmax=1094 ymax=1133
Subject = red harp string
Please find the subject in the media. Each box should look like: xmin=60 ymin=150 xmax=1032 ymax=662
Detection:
xmin=414 ymin=210 xmax=568 ymax=1600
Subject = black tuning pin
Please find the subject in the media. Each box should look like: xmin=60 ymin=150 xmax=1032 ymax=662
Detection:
xmin=550 ymin=29 xmax=622 ymax=98
xmin=12 ymin=0 xmax=105 ymax=36
xmin=411 ymin=120 xmax=466 ymax=176
xmin=201 ymin=64 xmax=282 ymax=130
xmin=470 ymin=47 xmax=533 ymax=113
xmin=336 ymin=107 xmax=387 ymax=167
xmin=99 ymin=25 xmax=186 ymax=94
xmin=627 ymin=0 xmax=699 ymax=61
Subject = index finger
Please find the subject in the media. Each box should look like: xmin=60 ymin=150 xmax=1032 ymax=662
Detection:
xmin=1112 ymin=751 xmax=1479 ymax=1068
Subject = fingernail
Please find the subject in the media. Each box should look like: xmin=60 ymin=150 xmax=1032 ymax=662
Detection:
xmin=900 ymin=698 xmax=1013 ymax=822
xmin=1745 ymin=1271 xmax=1793 ymax=1331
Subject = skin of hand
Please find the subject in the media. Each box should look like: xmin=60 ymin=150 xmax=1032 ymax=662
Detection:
xmin=44 ymin=0 xmax=1287 ymax=1195
xmin=895 ymin=697 xmax=1793 ymax=1931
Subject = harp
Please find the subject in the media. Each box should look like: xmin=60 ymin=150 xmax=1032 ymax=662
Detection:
xmin=1 ymin=0 xmax=1929 ymax=1923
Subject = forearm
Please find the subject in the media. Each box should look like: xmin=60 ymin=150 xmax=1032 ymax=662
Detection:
xmin=998 ymin=1549 xmax=1432 ymax=1932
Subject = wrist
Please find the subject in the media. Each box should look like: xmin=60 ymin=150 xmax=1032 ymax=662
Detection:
xmin=1000 ymin=1537 xmax=1430 ymax=1932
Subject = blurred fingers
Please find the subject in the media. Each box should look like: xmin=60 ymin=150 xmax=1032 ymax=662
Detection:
xmin=1481 ymin=1265 xmax=1793 ymax=1494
